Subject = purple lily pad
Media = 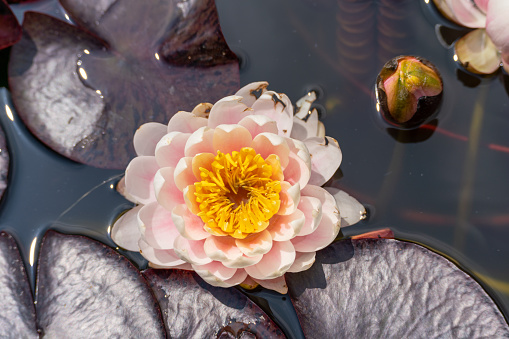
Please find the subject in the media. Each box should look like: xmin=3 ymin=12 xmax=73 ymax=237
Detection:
xmin=0 ymin=232 xmax=37 ymax=338
xmin=287 ymin=239 xmax=509 ymax=338
xmin=0 ymin=0 xmax=21 ymax=49
xmin=36 ymin=231 xmax=166 ymax=337
xmin=0 ymin=127 xmax=8 ymax=199
xmin=143 ymin=269 xmax=285 ymax=338
xmin=9 ymin=0 xmax=239 ymax=169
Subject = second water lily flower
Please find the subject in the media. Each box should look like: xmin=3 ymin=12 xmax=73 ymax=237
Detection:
xmin=111 ymin=82 xmax=365 ymax=293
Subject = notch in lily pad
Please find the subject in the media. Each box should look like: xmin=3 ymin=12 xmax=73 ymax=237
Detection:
xmin=376 ymin=56 xmax=443 ymax=129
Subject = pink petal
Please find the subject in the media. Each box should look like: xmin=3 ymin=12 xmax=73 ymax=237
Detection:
xmin=173 ymin=236 xmax=212 ymax=265
xmin=167 ymin=111 xmax=208 ymax=133
xmin=149 ymin=262 xmax=193 ymax=270
xmin=251 ymin=91 xmax=293 ymax=138
xmin=185 ymin=126 xmax=215 ymax=157
xmin=252 ymin=276 xmax=288 ymax=294
xmin=191 ymin=102 xmax=213 ymax=118
xmin=191 ymin=152 xmax=215 ymax=181
xmin=154 ymin=167 xmax=185 ymax=212
xmin=238 ymin=114 xmax=279 ymax=137
xmin=244 ymin=240 xmax=296 ymax=280
xmin=251 ymin=133 xmax=290 ymax=168
xmin=291 ymin=212 xmax=340 ymax=253
xmin=139 ymin=239 xmax=185 ymax=267
xmin=133 ymin=122 xmax=167 ymax=156
xmin=174 ymin=157 xmax=196 ymax=191
xmin=223 ymin=254 xmax=263 ymax=269
xmin=286 ymin=251 xmax=316 ymax=273
xmin=111 ymin=205 xmax=143 ymax=251
xmin=325 ymin=187 xmax=366 ymax=227
xmin=447 ymin=0 xmax=486 ymax=28
xmin=154 ymin=132 xmax=190 ymax=168
xmin=171 ymin=204 xmax=209 ymax=240
xmin=116 ymin=176 xmax=137 ymax=203
xmin=138 ymin=202 xmax=181 ymax=249
xmin=212 ymin=124 xmax=253 ymax=155
xmin=486 ymin=0 xmax=509 ymax=62
xmin=277 ymin=181 xmax=301 ymax=215
xmin=183 ymin=185 xmax=200 ymax=215
xmin=267 ymin=209 xmax=305 ymax=241
xmin=235 ymin=81 xmax=269 ymax=107
xmin=203 ymin=236 xmax=243 ymax=262
xmin=283 ymin=139 xmax=311 ymax=188
xmin=296 ymin=195 xmax=323 ymax=236
xmin=301 ymin=185 xmax=338 ymax=213
xmin=124 ymin=156 xmax=159 ymax=204
xmin=208 ymin=95 xmax=252 ymax=128
xmin=305 ymin=136 xmax=342 ymax=186
xmin=475 ymin=0 xmax=489 ymax=13
xmin=291 ymin=109 xmax=321 ymax=141
xmin=235 ymin=230 xmax=273 ymax=256
xmin=192 ymin=262 xmax=238 ymax=287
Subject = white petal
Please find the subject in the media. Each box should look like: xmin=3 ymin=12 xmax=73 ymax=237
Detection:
xmin=235 ymin=81 xmax=269 ymax=107
xmin=251 ymin=91 xmax=293 ymax=138
xmin=139 ymin=239 xmax=185 ymax=267
xmin=193 ymin=262 xmax=243 ymax=287
xmin=325 ymin=187 xmax=366 ymax=227
xmin=167 ymin=111 xmax=208 ymax=133
xmin=305 ymin=136 xmax=342 ymax=186
xmin=286 ymin=251 xmax=316 ymax=273
xmin=252 ymin=276 xmax=288 ymax=294
xmin=111 ymin=205 xmax=143 ymax=251
xmin=244 ymin=240 xmax=296 ymax=280
xmin=173 ymin=236 xmax=212 ymax=265
xmin=208 ymin=95 xmax=251 ymax=128
xmin=133 ymin=122 xmax=167 ymax=156
xmin=238 ymin=114 xmax=279 ymax=137
xmin=124 ymin=156 xmax=160 ymax=204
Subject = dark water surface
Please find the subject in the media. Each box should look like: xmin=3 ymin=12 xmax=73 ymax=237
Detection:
xmin=1 ymin=0 xmax=508 ymax=334
xmin=216 ymin=0 xmax=509 ymax=321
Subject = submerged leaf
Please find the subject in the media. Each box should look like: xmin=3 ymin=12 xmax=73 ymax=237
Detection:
xmin=143 ymin=269 xmax=285 ymax=338
xmin=0 ymin=232 xmax=37 ymax=338
xmin=288 ymin=239 xmax=509 ymax=338
xmin=455 ymin=28 xmax=501 ymax=74
xmin=9 ymin=0 xmax=239 ymax=169
xmin=36 ymin=231 xmax=166 ymax=337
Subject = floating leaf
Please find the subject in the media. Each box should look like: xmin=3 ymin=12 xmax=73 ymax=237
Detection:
xmin=0 ymin=232 xmax=37 ymax=338
xmin=0 ymin=124 xmax=8 ymax=199
xmin=9 ymin=0 xmax=239 ymax=169
xmin=36 ymin=231 xmax=166 ymax=337
xmin=288 ymin=239 xmax=509 ymax=338
xmin=455 ymin=28 xmax=501 ymax=74
xmin=143 ymin=269 xmax=285 ymax=338
xmin=0 ymin=0 xmax=21 ymax=49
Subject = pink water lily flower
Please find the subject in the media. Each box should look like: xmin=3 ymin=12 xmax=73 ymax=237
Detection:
xmin=434 ymin=0 xmax=509 ymax=74
xmin=111 ymin=82 xmax=365 ymax=293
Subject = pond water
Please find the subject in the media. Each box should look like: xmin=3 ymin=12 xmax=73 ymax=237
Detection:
xmin=1 ymin=0 xmax=508 ymax=335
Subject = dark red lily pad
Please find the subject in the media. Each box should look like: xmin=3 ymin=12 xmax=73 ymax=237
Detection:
xmin=143 ymin=269 xmax=285 ymax=338
xmin=0 ymin=0 xmax=21 ymax=50
xmin=36 ymin=231 xmax=166 ymax=337
xmin=287 ymin=239 xmax=509 ymax=338
xmin=9 ymin=0 xmax=239 ymax=169
xmin=0 ymin=232 xmax=37 ymax=338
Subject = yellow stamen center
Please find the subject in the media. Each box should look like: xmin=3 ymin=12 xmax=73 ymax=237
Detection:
xmin=194 ymin=147 xmax=281 ymax=239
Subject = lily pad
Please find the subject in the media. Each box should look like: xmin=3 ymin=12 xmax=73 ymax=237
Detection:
xmin=0 ymin=125 xmax=8 ymax=200
xmin=143 ymin=269 xmax=285 ymax=338
xmin=0 ymin=0 xmax=21 ymax=49
xmin=36 ymin=231 xmax=166 ymax=338
xmin=9 ymin=0 xmax=239 ymax=169
xmin=0 ymin=232 xmax=37 ymax=338
xmin=287 ymin=239 xmax=509 ymax=338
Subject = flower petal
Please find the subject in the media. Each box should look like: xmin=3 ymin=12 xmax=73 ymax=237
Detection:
xmin=203 ymin=236 xmax=243 ymax=262
xmin=305 ymin=136 xmax=342 ymax=186
xmin=167 ymin=111 xmax=208 ymax=133
xmin=191 ymin=152 xmax=215 ymax=181
xmin=192 ymin=262 xmax=238 ymax=286
xmin=238 ymin=114 xmax=279 ymax=137
xmin=124 ymin=156 xmax=159 ymax=204
xmin=235 ymin=81 xmax=269 ymax=107
xmin=183 ymin=185 xmax=200 ymax=214
xmin=286 ymin=251 xmax=316 ymax=273
xmin=223 ymin=254 xmax=263 ymax=269
xmin=251 ymin=133 xmax=290 ymax=168
xmin=277 ymin=181 xmax=301 ymax=215
xmin=111 ymin=205 xmax=143 ymax=251
xmin=185 ymin=126 xmax=215 ymax=157
xmin=154 ymin=132 xmax=190 ymax=168
xmin=252 ymin=276 xmax=288 ymax=294
xmin=208 ymin=95 xmax=251 ymax=128
xmin=235 ymin=230 xmax=273 ymax=256
xmin=251 ymin=91 xmax=293 ymax=138
xmin=297 ymin=195 xmax=323 ymax=236
xmin=172 ymin=204 xmax=209 ymax=240
xmin=173 ymin=237 xmax=212 ymax=265
xmin=133 ymin=122 xmax=167 ymax=156
xmin=267 ymin=209 xmax=305 ymax=241
xmin=447 ymin=0 xmax=486 ymax=28
xmin=291 ymin=212 xmax=340 ymax=253
xmin=138 ymin=202 xmax=181 ymax=249
xmin=486 ymin=0 xmax=509 ymax=71
xmin=174 ymin=157 xmax=196 ymax=191
xmin=244 ymin=240 xmax=296 ymax=280
xmin=455 ymin=29 xmax=501 ymax=74
xmin=284 ymin=139 xmax=311 ymax=188
xmin=213 ymin=124 xmax=253 ymax=155
xmin=325 ymin=187 xmax=366 ymax=227
xmin=154 ymin=167 xmax=185 ymax=212
xmin=191 ymin=102 xmax=213 ymax=118
xmin=139 ymin=239 xmax=185 ymax=267
xmin=291 ymin=108 xmax=321 ymax=141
